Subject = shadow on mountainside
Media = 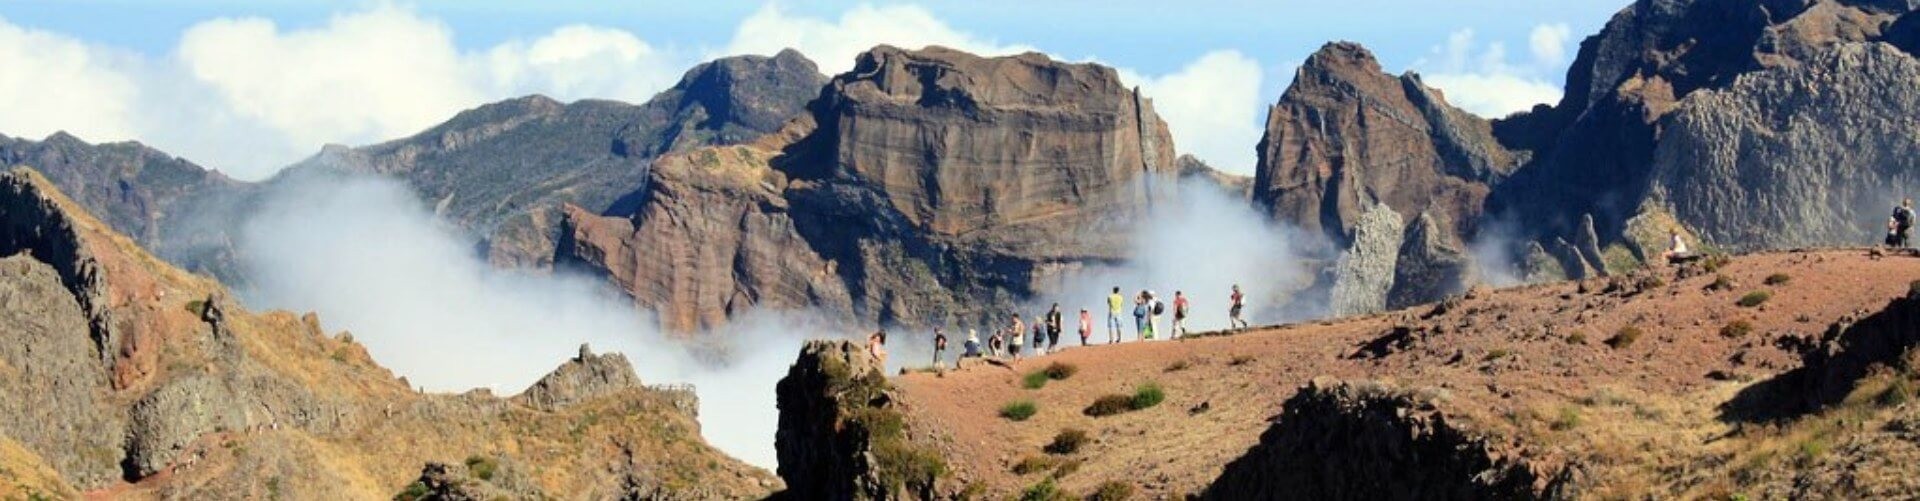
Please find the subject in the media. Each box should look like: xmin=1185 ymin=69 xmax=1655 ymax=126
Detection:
xmin=1720 ymin=285 xmax=1920 ymax=423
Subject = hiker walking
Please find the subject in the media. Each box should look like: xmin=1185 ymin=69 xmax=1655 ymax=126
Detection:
xmin=1032 ymin=318 xmax=1048 ymax=356
xmin=1145 ymin=291 xmax=1162 ymax=340
xmin=1106 ymin=287 xmax=1124 ymax=343
xmin=1891 ymin=198 xmax=1915 ymax=248
xmin=1045 ymin=304 xmax=1063 ymax=352
xmin=1172 ymin=291 xmax=1190 ymax=338
xmin=1132 ymin=293 xmax=1149 ymax=342
xmin=1077 ymin=309 xmax=1092 ymax=346
xmin=1009 ymin=314 xmax=1026 ymax=360
xmin=1229 ymin=284 xmax=1249 ymax=329
xmin=933 ymin=327 xmax=948 ymax=367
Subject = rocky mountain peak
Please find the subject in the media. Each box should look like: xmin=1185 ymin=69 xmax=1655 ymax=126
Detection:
xmin=512 ymin=343 xmax=646 ymax=412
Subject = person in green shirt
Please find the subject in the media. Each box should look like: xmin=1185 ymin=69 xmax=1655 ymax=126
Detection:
xmin=1106 ymin=286 xmax=1124 ymax=343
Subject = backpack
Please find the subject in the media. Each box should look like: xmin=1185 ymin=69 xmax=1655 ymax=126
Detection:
xmin=1151 ymin=300 xmax=1165 ymax=315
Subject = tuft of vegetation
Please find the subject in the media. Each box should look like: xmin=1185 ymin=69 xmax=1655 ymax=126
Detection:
xmin=1019 ymin=478 xmax=1074 ymax=501
xmin=824 ymin=354 xmax=947 ymax=496
xmin=1483 ymin=349 xmax=1514 ymax=362
xmin=464 ymin=455 xmax=498 ymax=482
xmin=1045 ymin=428 xmax=1089 ymax=455
xmin=1228 ymin=354 xmax=1257 ymax=366
xmin=1606 ymin=325 xmax=1643 ymax=349
xmin=1001 ymin=400 xmax=1039 ymax=421
xmin=1720 ymin=320 xmax=1755 ymax=339
xmin=1763 ymin=273 xmax=1791 ymax=286
xmin=1043 ymin=362 xmax=1079 ymax=380
xmin=1131 ymin=382 xmax=1166 ymax=410
xmin=1049 ymin=459 xmax=1082 ymax=479
xmin=1879 ymin=378 xmax=1914 ymax=407
xmin=183 ymin=299 xmax=208 ymax=315
xmin=1022 ymin=371 xmax=1051 ymax=390
xmin=1012 ymin=455 xmax=1059 ymax=475
xmin=1737 ymin=291 xmax=1772 ymax=308
xmin=1085 ymin=394 xmax=1134 ymax=417
xmin=1164 ymin=359 xmax=1191 ymax=372
xmin=1797 ymin=437 xmax=1829 ymax=461
xmin=1566 ymin=331 xmax=1589 ymax=345
xmin=1550 ymin=406 xmax=1582 ymax=431
xmin=1088 ymin=481 xmax=1136 ymax=501
xmin=394 ymin=481 xmax=430 ymax=501
xmin=1702 ymin=253 xmax=1732 ymax=272
xmin=1706 ymin=274 xmax=1734 ymax=292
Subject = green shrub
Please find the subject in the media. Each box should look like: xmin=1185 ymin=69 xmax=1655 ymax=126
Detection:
xmin=464 ymin=455 xmax=498 ymax=482
xmin=1483 ymin=349 xmax=1513 ymax=362
xmin=1764 ymin=273 xmax=1791 ymax=286
xmin=1737 ymin=291 xmax=1772 ymax=308
xmin=1001 ymin=400 xmax=1038 ymax=421
xmin=1043 ymin=362 xmax=1078 ymax=380
xmin=1130 ymin=382 xmax=1166 ymax=410
xmin=1720 ymin=320 xmax=1754 ymax=339
xmin=1019 ymin=478 xmax=1073 ymax=501
xmin=1084 ymin=394 xmax=1134 ymax=417
xmin=1045 ymin=428 xmax=1089 ymax=455
xmin=1049 ymin=458 xmax=1082 ymax=479
xmin=1088 ymin=481 xmax=1135 ymax=501
xmin=1022 ymin=371 xmax=1051 ymax=390
xmin=1566 ymin=331 xmax=1588 ymax=345
xmin=1606 ymin=326 xmax=1643 ymax=349
xmin=1012 ymin=455 xmax=1058 ymax=475
xmin=1706 ymin=274 xmax=1734 ymax=292
xmin=394 ymin=481 xmax=430 ymax=501
xmin=1880 ymin=378 xmax=1914 ymax=408
xmin=1703 ymin=254 xmax=1732 ymax=272
xmin=1550 ymin=406 xmax=1582 ymax=431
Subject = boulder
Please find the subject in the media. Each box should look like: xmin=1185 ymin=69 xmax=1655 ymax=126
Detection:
xmin=1388 ymin=212 xmax=1475 ymax=310
xmin=1329 ymin=204 xmax=1405 ymax=317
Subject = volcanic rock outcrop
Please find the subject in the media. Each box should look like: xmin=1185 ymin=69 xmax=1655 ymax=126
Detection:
xmin=0 ymin=166 xmax=774 ymax=498
xmin=563 ymin=45 xmax=1179 ymax=331
xmin=773 ymin=340 xmax=946 ymax=500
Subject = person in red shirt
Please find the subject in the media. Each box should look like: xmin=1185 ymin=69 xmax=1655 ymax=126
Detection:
xmin=1172 ymin=291 xmax=1190 ymax=338
xmin=1229 ymin=284 xmax=1249 ymax=329
xmin=1077 ymin=309 xmax=1092 ymax=346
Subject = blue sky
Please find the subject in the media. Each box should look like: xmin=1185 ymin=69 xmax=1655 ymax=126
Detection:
xmin=0 ymin=1 xmax=1629 ymax=178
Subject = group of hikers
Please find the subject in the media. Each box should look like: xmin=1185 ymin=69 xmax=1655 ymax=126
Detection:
xmin=888 ymin=284 xmax=1251 ymax=368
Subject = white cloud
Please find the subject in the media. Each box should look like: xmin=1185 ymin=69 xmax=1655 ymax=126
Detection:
xmin=1418 ymin=28 xmax=1565 ymax=118
xmin=1530 ymin=23 xmax=1574 ymax=66
xmin=0 ymin=16 xmax=140 ymax=143
xmin=721 ymin=3 xmax=1035 ymax=74
xmin=1119 ymin=51 xmax=1265 ymax=175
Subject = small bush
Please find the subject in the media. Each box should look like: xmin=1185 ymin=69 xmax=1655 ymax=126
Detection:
xmin=1798 ymin=438 xmax=1829 ymax=460
xmin=1001 ymin=400 xmax=1038 ymax=421
xmin=395 ymin=481 xmax=430 ymax=501
xmin=1720 ymin=320 xmax=1754 ymax=339
xmin=1085 ymin=394 xmax=1134 ymax=417
xmin=1049 ymin=459 xmax=1082 ymax=479
xmin=1703 ymin=254 xmax=1732 ymax=272
xmin=1130 ymin=382 xmax=1166 ymax=410
xmin=1606 ymin=326 xmax=1643 ymax=349
xmin=1088 ymin=481 xmax=1135 ymax=501
xmin=1043 ymin=362 xmax=1079 ymax=380
xmin=1880 ymin=378 xmax=1914 ymax=407
xmin=1044 ymin=428 xmax=1089 ymax=455
xmin=1164 ymin=360 xmax=1191 ymax=372
xmin=1019 ymin=478 xmax=1073 ymax=501
xmin=1737 ymin=291 xmax=1772 ymax=308
xmin=1763 ymin=273 xmax=1791 ymax=286
xmin=1566 ymin=331 xmax=1588 ymax=345
xmin=1022 ymin=371 xmax=1051 ymax=390
xmin=464 ymin=455 xmax=498 ymax=482
xmin=1483 ymin=349 xmax=1513 ymax=362
xmin=1705 ymin=274 xmax=1734 ymax=292
xmin=1550 ymin=406 xmax=1582 ymax=431
xmin=1012 ymin=456 xmax=1058 ymax=475
xmin=1228 ymin=354 xmax=1256 ymax=366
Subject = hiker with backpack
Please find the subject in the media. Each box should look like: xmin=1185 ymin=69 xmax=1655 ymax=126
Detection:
xmin=1106 ymin=287 xmax=1124 ymax=343
xmin=1078 ymin=308 xmax=1092 ymax=346
xmin=1143 ymin=291 xmax=1162 ymax=341
xmin=1172 ymin=291 xmax=1190 ymax=338
xmin=1045 ymin=304 xmax=1063 ymax=352
xmin=1032 ymin=318 xmax=1048 ymax=356
xmin=1132 ymin=292 xmax=1149 ymax=342
xmin=1229 ymin=284 xmax=1249 ymax=329
xmin=1890 ymin=198 xmax=1915 ymax=248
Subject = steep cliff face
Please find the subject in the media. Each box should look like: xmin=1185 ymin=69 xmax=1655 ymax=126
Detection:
xmin=1649 ymin=42 xmax=1920 ymax=250
xmin=314 ymin=49 xmax=829 ymax=269
xmin=0 ymin=166 xmax=775 ymax=498
xmin=564 ymin=45 xmax=1180 ymax=331
xmin=774 ymin=340 xmax=946 ymax=500
xmin=1204 ymin=379 xmax=1573 ymax=500
xmin=1254 ymin=42 xmax=1515 ymax=248
xmin=1491 ymin=0 xmax=1920 ymax=248
xmin=1252 ymin=42 xmax=1513 ymax=314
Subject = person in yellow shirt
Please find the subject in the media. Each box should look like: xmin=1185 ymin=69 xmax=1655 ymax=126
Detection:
xmin=1106 ymin=286 xmax=1124 ymax=344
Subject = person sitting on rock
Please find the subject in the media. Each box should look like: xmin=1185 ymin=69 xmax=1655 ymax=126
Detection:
xmin=867 ymin=330 xmax=888 ymax=367
xmin=962 ymin=329 xmax=982 ymax=360
xmin=1661 ymin=228 xmax=1700 ymax=264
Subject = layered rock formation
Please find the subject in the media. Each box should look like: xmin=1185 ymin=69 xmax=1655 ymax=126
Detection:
xmin=1255 ymin=42 xmax=1514 ymax=314
xmin=563 ymin=45 xmax=1179 ymax=331
xmin=312 ymin=49 xmax=829 ymax=268
xmin=773 ymin=340 xmax=947 ymax=500
xmin=0 ymin=167 xmax=775 ymax=497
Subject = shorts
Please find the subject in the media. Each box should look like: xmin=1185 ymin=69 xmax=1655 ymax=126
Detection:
xmin=1230 ymin=305 xmax=1244 ymax=317
xmin=1010 ymin=345 xmax=1022 ymax=355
